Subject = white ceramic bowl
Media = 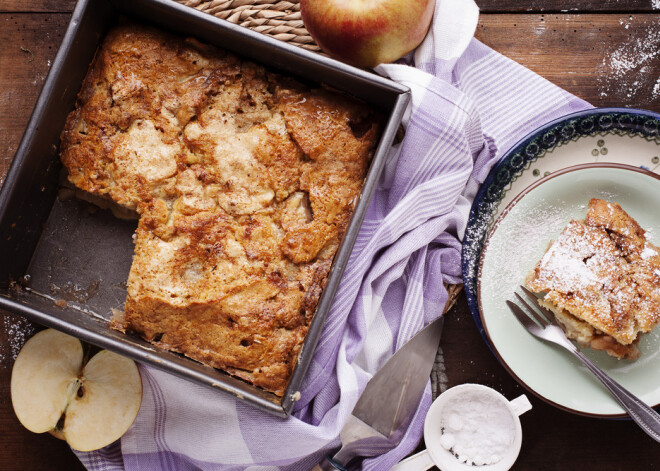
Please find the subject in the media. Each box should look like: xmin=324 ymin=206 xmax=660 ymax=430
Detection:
xmin=391 ymin=384 xmax=531 ymax=471
xmin=424 ymin=384 xmax=530 ymax=471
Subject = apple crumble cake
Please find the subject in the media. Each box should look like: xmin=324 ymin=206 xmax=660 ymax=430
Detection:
xmin=59 ymin=23 xmax=380 ymax=395
xmin=526 ymin=198 xmax=660 ymax=360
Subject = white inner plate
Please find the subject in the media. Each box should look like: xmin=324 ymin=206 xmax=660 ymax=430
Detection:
xmin=478 ymin=165 xmax=660 ymax=416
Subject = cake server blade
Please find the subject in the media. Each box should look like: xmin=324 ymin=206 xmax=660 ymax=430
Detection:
xmin=314 ymin=315 xmax=444 ymax=470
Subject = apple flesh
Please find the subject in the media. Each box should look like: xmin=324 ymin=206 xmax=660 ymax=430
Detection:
xmin=300 ymin=0 xmax=435 ymax=68
xmin=11 ymin=329 xmax=142 ymax=451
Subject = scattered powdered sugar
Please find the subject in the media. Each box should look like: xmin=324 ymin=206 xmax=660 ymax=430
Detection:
xmin=597 ymin=25 xmax=660 ymax=103
xmin=439 ymin=390 xmax=516 ymax=466
xmin=0 ymin=315 xmax=36 ymax=367
xmin=528 ymin=199 xmax=660 ymax=346
xmin=538 ymin=232 xmax=601 ymax=285
xmin=653 ymin=0 xmax=660 ymax=10
xmin=462 ymin=198 xmax=501 ymax=285
xmin=642 ymin=243 xmax=659 ymax=260
xmin=532 ymin=221 xmax=611 ymax=294
xmin=479 ymin=198 xmax=568 ymax=300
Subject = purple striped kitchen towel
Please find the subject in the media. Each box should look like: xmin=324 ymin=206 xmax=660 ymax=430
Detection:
xmin=76 ymin=0 xmax=590 ymax=469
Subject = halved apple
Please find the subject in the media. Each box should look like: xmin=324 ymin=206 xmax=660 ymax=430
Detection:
xmin=11 ymin=328 xmax=142 ymax=451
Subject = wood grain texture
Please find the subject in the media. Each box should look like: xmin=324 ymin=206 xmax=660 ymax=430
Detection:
xmin=0 ymin=12 xmax=85 ymax=470
xmin=475 ymin=13 xmax=660 ymax=111
xmin=1 ymin=0 xmax=659 ymax=13
xmin=477 ymin=0 xmax=660 ymax=13
xmin=0 ymin=13 xmax=70 ymax=187
xmin=0 ymin=3 xmax=659 ymax=470
xmin=0 ymin=0 xmax=77 ymax=13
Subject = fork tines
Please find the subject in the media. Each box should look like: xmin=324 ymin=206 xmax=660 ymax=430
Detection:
xmin=514 ymin=287 xmax=552 ymax=327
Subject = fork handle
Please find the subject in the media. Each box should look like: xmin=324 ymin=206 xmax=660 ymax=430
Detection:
xmin=572 ymin=349 xmax=660 ymax=443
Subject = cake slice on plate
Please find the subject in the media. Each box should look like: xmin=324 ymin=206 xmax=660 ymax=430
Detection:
xmin=526 ymin=198 xmax=660 ymax=360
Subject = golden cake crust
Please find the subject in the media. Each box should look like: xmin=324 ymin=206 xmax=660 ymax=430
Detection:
xmin=60 ymin=23 xmax=380 ymax=395
xmin=526 ymin=198 xmax=660 ymax=359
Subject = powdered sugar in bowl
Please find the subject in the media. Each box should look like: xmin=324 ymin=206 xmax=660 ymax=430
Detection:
xmin=391 ymin=384 xmax=532 ymax=471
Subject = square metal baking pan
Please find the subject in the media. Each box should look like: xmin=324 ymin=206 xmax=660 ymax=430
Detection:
xmin=0 ymin=0 xmax=410 ymax=416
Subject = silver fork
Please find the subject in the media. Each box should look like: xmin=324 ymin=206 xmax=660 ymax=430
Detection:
xmin=506 ymin=285 xmax=660 ymax=443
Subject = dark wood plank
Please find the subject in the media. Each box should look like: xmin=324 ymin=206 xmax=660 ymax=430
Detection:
xmin=1 ymin=6 xmax=659 ymax=470
xmin=1 ymin=0 xmax=659 ymax=15
xmin=476 ymin=13 xmax=660 ymax=111
xmin=0 ymin=12 xmax=70 ymax=187
xmin=0 ymin=0 xmax=77 ymax=13
xmin=0 ymin=0 xmax=660 ymax=13
xmin=477 ymin=0 xmax=660 ymax=13
xmin=0 ymin=12 xmax=85 ymax=469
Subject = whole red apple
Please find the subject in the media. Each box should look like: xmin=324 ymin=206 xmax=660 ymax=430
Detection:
xmin=300 ymin=0 xmax=435 ymax=69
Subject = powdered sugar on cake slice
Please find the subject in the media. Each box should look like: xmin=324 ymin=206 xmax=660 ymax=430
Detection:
xmin=527 ymin=198 xmax=660 ymax=359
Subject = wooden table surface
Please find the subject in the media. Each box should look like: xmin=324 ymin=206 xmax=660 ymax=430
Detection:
xmin=1 ymin=0 xmax=659 ymax=469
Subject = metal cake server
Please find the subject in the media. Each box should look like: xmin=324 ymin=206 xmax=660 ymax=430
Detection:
xmin=313 ymin=315 xmax=444 ymax=470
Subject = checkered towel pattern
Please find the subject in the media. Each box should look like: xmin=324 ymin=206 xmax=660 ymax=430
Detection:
xmin=76 ymin=0 xmax=589 ymax=469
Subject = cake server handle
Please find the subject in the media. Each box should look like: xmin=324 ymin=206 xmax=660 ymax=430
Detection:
xmin=571 ymin=348 xmax=660 ymax=443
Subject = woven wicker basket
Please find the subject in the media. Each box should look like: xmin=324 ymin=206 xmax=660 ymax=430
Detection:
xmin=177 ymin=0 xmax=320 ymax=51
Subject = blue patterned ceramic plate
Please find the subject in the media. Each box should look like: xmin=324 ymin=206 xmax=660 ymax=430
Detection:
xmin=479 ymin=164 xmax=660 ymax=416
xmin=462 ymin=108 xmax=660 ymax=416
